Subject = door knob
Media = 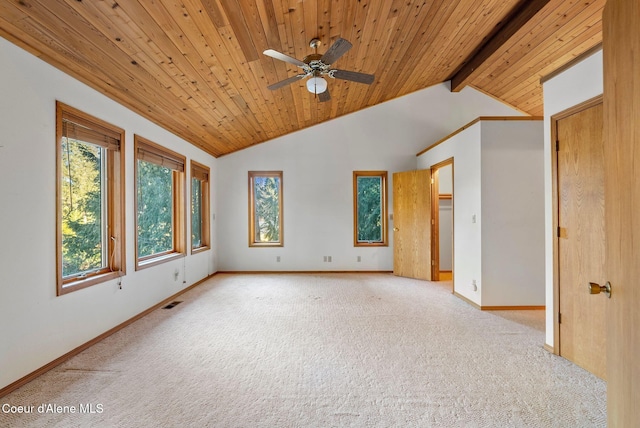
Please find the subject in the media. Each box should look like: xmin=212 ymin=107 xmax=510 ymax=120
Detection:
xmin=393 ymin=227 xmax=399 ymax=232
xmin=588 ymin=281 xmax=612 ymax=298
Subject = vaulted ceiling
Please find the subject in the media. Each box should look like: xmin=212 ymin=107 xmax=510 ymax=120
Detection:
xmin=0 ymin=0 xmax=604 ymax=157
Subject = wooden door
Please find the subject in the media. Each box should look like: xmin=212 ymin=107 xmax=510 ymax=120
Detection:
xmin=392 ymin=169 xmax=431 ymax=280
xmin=557 ymin=101 xmax=606 ymax=380
xmin=603 ymin=0 xmax=640 ymax=425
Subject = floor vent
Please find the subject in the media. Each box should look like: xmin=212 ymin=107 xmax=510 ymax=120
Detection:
xmin=162 ymin=301 xmax=183 ymax=309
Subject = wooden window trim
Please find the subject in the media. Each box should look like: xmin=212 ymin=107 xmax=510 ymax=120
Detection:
xmin=134 ymin=135 xmax=186 ymax=270
xmin=248 ymin=171 xmax=284 ymax=247
xmin=353 ymin=171 xmax=389 ymax=247
xmin=56 ymin=101 xmax=126 ymax=296
xmin=191 ymin=160 xmax=211 ymax=254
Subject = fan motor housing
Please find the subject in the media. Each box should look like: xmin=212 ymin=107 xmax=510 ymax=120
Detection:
xmin=302 ymin=53 xmax=328 ymax=74
xmin=303 ymin=53 xmax=322 ymax=64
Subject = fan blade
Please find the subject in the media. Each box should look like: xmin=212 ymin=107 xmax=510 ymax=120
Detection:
xmin=263 ymin=49 xmax=306 ymax=67
xmin=320 ymin=38 xmax=352 ymax=65
xmin=331 ymin=69 xmax=375 ymax=85
xmin=318 ymin=89 xmax=331 ymax=103
xmin=267 ymin=74 xmax=307 ymax=91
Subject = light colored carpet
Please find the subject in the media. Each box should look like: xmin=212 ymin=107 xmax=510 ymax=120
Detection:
xmin=0 ymin=273 xmax=606 ymax=427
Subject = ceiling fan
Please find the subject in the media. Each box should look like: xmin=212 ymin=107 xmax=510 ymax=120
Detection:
xmin=263 ymin=38 xmax=375 ymax=102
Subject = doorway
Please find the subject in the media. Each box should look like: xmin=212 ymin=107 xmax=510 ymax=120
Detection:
xmin=430 ymin=159 xmax=454 ymax=285
xmin=553 ymin=96 xmax=606 ymax=380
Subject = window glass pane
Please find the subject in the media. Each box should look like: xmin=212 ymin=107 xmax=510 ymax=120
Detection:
xmin=253 ymin=176 xmax=280 ymax=243
xmin=61 ymin=138 xmax=105 ymax=277
xmin=191 ymin=178 xmax=203 ymax=248
xmin=357 ymin=176 xmax=383 ymax=242
xmin=137 ymin=159 xmax=173 ymax=257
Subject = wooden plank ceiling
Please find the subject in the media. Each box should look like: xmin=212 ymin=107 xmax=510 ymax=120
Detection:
xmin=0 ymin=0 xmax=604 ymax=157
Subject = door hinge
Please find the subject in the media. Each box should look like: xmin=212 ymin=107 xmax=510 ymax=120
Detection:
xmin=431 ymin=219 xmax=435 ymax=225
xmin=557 ymin=227 xmax=567 ymax=238
xmin=558 ymin=313 xmax=562 ymax=324
xmin=557 ymin=226 xmax=561 ymax=237
xmin=431 ymin=178 xmax=435 ymax=184
xmin=431 ymin=260 xmax=435 ymax=266
xmin=556 ymin=139 xmax=560 ymax=151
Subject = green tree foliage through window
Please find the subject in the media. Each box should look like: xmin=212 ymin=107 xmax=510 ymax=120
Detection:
xmin=354 ymin=171 xmax=387 ymax=246
xmin=137 ymin=160 xmax=173 ymax=257
xmin=61 ymin=138 xmax=104 ymax=277
xmin=191 ymin=178 xmax=202 ymax=248
xmin=249 ymin=171 xmax=283 ymax=247
xmin=357 ymin=176 xmax=383 ymax=242
xmin=253 ymin=176 xmax=280 ymax=243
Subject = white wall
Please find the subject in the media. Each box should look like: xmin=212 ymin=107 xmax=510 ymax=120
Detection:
xmin=417 ymin=119 xmax=544 ymax=307
xmin=542 ymin=50 xmax=603 ymax=347
xmin=438 ymin=164 xmax=453 ymax=194
xmin=417 ymin=123 xmax=484 ymax=305
xmin=0 ymin=38 xmax=217 ymax=390
xmin=481 ymin=121 xmax=545 ymax=306
xmin=438 ymin=199 xmax=454 ymax=271
xmin=217 ymin=84 xmax=520 ymax=272
xmin=438 ymin=164 xmax=453 ymax=271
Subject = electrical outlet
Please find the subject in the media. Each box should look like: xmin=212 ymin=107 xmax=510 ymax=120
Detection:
xmin=174 ymin=269 xmax=180 ymax=281
xmin=323 ymin=256 xmax=327 ymax=262
xmin=276 ymin=256 xmax=281 ymax=262
xmin=357 ymin=256 xmax=361 ymax=262
xmin=472 ymin=279 xmax=477 ymax=291
xmin=328 ymin=256 xmax=332 ymax=262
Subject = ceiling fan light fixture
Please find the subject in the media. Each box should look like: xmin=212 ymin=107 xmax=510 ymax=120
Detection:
xmin=306 ymin=76 xmax=327 ymax=94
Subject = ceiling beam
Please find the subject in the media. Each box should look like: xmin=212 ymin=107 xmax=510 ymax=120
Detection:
xmin=449 ymin=0 xmax=553 ymax=92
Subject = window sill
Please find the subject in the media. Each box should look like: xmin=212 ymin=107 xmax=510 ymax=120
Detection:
xmin=249 ymin=242 xmax=283 ymax=248
xmin=191 ymin=246 xmax=210 ymax=255
xmin=136 ymin=252 xmax=185 ymax=271
xmin=58 ymin=270 xmax=122 ymax=296
xmin=354 ymin=242 xmax=388 ymax=247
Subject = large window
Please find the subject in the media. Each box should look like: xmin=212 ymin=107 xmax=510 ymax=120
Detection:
xmin=135 ymin=136 xmax=186 ymax=269
xmin=248 ymin=171 xmax=283 ymax=247
xmin=191 ymin=160 xmax=210 ymax=253
xmin=353 ymin=171 xmax=388 ymax=246
xmin=56 ymin=102 xmax=125 ymax=295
